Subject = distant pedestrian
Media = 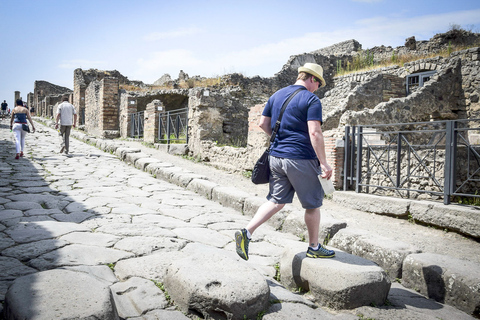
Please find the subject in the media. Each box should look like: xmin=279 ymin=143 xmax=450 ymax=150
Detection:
xmin=235 ymin=62 xmax=335 ymax=261
xmin=1 ymin=100 xmax=7 ymax=120
xmin=55 ymin=96 xmax=77 ymax=154
xmin=10 ymin=99 xmax=36 ymax=159
xmin=30 ymin=106 xmax=35 ymax=116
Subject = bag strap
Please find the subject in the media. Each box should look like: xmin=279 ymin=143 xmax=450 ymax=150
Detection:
xmin=269 ymin=87 xmax=306 ymax=145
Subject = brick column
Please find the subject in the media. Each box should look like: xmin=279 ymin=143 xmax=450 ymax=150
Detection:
xmin=324 ymin=136 xmax=344 ymax=189
xmin=144 ymin=99 xmax=163 ymax=143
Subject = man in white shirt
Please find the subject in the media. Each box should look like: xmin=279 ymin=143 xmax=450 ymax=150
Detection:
xmin=55 ymin=96 xmax=77 ymax=154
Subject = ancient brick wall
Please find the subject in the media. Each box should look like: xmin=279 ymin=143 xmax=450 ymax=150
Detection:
xmin=100 ymin=77 xmax=119 ymax=134
xmin=84 ymin=77 xmax=119 ymax=138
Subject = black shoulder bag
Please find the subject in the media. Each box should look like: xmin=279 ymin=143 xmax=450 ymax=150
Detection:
xmin=251 ymin=88 xmax=305 ymax=184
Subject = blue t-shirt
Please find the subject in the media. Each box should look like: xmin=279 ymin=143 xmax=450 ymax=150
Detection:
xmin=262 ymin=85 xmax=323 ymax=159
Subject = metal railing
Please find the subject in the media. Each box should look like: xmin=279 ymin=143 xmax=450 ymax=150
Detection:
xmin=344 ymin=119 xmax=480 ymax=204
xmin=130 ymin=111 xmax=144 ymax=138
xmin=158 ymin=108 xmax=188 ymax=144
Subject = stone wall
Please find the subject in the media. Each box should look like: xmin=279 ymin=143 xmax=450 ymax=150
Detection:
xmin=33 ymin=80 xmax=72 ymax=118
xmin=187 ymin=87 xmax=250 ymax=157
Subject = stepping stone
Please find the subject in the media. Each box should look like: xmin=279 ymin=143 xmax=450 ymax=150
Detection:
xmin=280 ymin=242 xmax=391 ymax=310
xmin=329 ymin=228 xmax=420 ymax=279
xmin=164 ymin=244 xmax=269 ymax=319
xmin=402 ymin=253 xmax=480 ymax=317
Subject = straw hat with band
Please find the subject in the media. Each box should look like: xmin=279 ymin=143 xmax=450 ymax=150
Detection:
xmin=298 ymin=63 xmax=326 ymax=87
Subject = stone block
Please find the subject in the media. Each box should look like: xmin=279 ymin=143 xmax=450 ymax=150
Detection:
xmin=165 ymin=246 xmax=269 ymax=320
xmin=280 ymin=242 xmax=391 ymax=309
xmin=134 ymin=157 xmax=162 ymax=171
xmin=409 ymin=201 xmax=480 ymax=238
xmin=333 ymin=191 xmax=409 ymax=217
xmin=124 ymin=152 xmax=149 ymax=166
xmin=211 ymin=186 xmax=251 ymax=212
xmin=168 ymin=144 xmax=188 ymax=155
xmin=186 ymin=178 xmax=219 ymax=199
xmin=110 ymin=277 xmax=168 ymax=319
xmin=169 ymin=172 xmax=207 ymax=188
xmin=402 ymin=253 xmax=480 ymax=317
xmin=329 ymin=228 xmax=420 ymax=279
xmin=4 ymin=269 xmax=118 ymax=320
xmin=114 ymin=147 xmax=141 ymax=160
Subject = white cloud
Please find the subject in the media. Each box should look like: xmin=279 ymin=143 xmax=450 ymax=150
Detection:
xmin=143 ymin=27 xmax=204 ymax=41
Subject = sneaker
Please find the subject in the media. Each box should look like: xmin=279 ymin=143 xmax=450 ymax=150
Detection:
xmin=19 ymin=152 xmax=24 ymax=157
xmin=306 ymin=244 xmax=335 ymax=258
xmin=235 ymin=229 xmax=250 ymax=261
xmin=15 ymin=154 xmax=19 ymax=160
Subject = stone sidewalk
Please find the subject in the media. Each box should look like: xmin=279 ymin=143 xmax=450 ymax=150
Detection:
xmin=0 ymin=120 xmax=478 ymax=320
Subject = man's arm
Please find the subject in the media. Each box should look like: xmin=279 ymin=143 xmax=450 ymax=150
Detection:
xmin=259 ymin=115 xmax=272 ymax=137
xmin=73 ymin=113 xmax=77 ymax=128
xmin=308 ymin=120 xmax=332 ymax=179
xmin=55 ymin=113 xmax=61 ymax=129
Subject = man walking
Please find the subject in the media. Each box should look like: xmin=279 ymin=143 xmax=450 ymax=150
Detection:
xmin=1 ymin=100 xmax=7 ymax=120
xmin=55 ymin=96 xmax=77 ymax=154
xmin=235 ymin=62 xmax=335 ymax=260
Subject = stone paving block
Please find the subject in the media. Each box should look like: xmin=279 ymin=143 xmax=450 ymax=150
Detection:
xmin=402 ymin=253 xmax=480 ymax=316
xmin=0 ymin=256 xmax=37 ymax=281
xmin=3 ymin=269 xmax=118 ymax=320
xmin=129 ymin=309 xmax=190 ymax=320
xmin=280 ymin=242 xmax=391 ymax=310
xmin=29 ymin=244 xmax=134 ymax=270
xmin=5 ymin=220 xmax=89 ymax=243
xmin=329 ymin=228 xmax=421 ymax=279
xmin=172 ymin=227 xmax=232 ymax=248
xmin=110 ymin=277 xmax=168 ymax=319
xmin=211 ymin=186 xmax=251 ymax=212
xmin=113 ymin=236 xmax=187 ymax=256
xmin=114 ymin=251 xmax=185 ymax=282
xmin=186 ymin=178 xmax=219 ymax=199
xmin=264 ymin=302 xmax=338 ymax=320
xmin=2 ymin=238 xmax=69 ymax=262
xmin=165 ymin=247 xmax=269 ymax=320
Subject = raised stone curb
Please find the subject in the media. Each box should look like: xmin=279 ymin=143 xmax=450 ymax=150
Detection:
xmin=402 ymin=253 xmax=480 ymax=316
xmin=329 ymin=228 xmax=421 ymax=279
xmin=409 ymin=201 xmax=480 ymax=238
xmin=211 ymin=186 xmax=252 ymax=212
xmin=280 ymin=242 xmax=391 ymax=310
xmin=186 ymin=178 xmax=219 ymax=199
xmin=333 ymin=191 xmax=410 ymax=217
xmin=4 ymin=269 xmax=118 ymax=320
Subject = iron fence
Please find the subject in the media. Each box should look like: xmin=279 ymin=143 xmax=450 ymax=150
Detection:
xmin=344 ymin=119 xmax=480 ymax=204
xmin=158 ymin=108 xmax=188 ymax=144
xmin=130 ymin=111 xmax=144 ymax=138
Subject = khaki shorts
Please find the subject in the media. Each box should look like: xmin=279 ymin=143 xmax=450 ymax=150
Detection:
xmin=267 ymin=156 xmax=324 ymax=209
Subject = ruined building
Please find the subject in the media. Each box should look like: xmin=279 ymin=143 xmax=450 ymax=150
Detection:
xmin=30 ymin=29 xmax=480 ymax=199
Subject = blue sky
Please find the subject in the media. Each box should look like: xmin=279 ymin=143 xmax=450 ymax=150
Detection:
xmin=1 ymin=0 xmax=479 ymax=105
